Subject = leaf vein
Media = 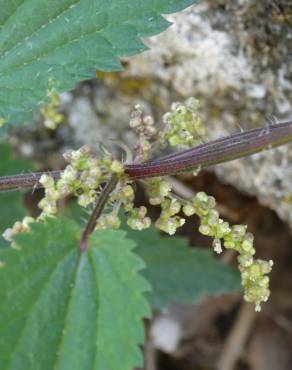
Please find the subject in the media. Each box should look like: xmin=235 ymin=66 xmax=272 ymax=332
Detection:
xmin=0 ymin=0 xmax=81 ymax=61
xmin=5 ymin=250 xmax=74 ymax=368
xmin=52 ymin=250 xmax=81 ymax=370
xmin=0 ymin=0 xmax=26 ymax=30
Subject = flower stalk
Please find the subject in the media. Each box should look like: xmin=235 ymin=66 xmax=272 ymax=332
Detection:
xmin=79 ymin=175 xmax=118 ymax=251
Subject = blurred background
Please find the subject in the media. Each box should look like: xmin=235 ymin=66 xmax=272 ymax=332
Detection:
xmin=1 ymin=1 xmax=292 ymax=369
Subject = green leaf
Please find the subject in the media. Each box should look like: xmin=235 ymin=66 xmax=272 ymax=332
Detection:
xmin=0 ymin=143 xmax=32 ymax=178
xmin=0 ymin=0 xmax=198 ymax=129
xmin=0 ymin=237 xmax=7 ymax=249
xmin=125 ymin=225 xmax=241 ymax=309
xmin=0 ymin=144 xmax=32 ymax=245
xmin=0 ymin=218 xmax=150 ymax=370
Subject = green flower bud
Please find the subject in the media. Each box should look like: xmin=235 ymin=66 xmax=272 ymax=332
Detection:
xmin=127 ymin=217 xmax=151 ymax=231
xmin=159 ymin=181 xmax=171 ymax=197
xmin=96 ymin=213 xmax=121 ymax=230
xmin=215 ymin=220 xmax=231 ymax=238
xmin=169 ymin=135 xmax=181 ymax=147
xmin=57 ymin=182 xmax=70 ymax=196
xmin=138 ymin=206 xmax=147 ymax=218
xmin=224 ymin=239 xmax=236 ymax=249
xmin=242 ymin=238 xmax=254 ymax=253
xmin=45 ymin=188 xmax=60 ymax=201
xmin=126 ymin=206 xmax=151 ymax=231
xmin=78 ymin=190 xmax=96 ymax=207
xmin=199 ymin=224 xmax=211 ymax=236
xmin=207 ymin=196 xmax=216 ymax=209
xmin=149 ymin=197 xmax=163 ymax=205
xmin=123 ymin=185 xmax=134 ymax=199
xmin=39 ymin=174 xmax=55 ymax=188
xmin=183 ymin=203 xmax=196 ymax=216
xmin=146 ymin=178 xmax=171 ymax=200
xmin=208 ymin=209 xmax=219 ymax=226
xmin=22 ymin=216 xmax=35 ymax=228
xmin=160 ymin=98 xmax=206 ymax=148
xmin=195 ymin=192 xmax=209 ymax=204
xmin=230 ymin=226 xmax=247 ymax=244
xmin=61 ymin=165 xmax=78 ymax=182
xmin=168 ymin=199 xmax=181 ymax=216
xmin=238 ymin=254 xmax=254 ymax=268
xmin=110 ymin=160 xmax=124 ymax=174
xmin=156 ymin=216 xmax=185 ymax=235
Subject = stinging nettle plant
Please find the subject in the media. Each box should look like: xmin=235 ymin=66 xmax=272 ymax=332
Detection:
xmin=0 ymin=1 xmax=292 ymax=369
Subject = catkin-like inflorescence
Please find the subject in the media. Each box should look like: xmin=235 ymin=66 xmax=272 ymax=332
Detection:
xmin=2 ymin=98 xmax=273 ymax=311
xmin=40 ymin=91 xmax=64 ymax=130
xmin=130 ymin=104 xmax=157 ymax=162
xmin=182 ymin=192 xmax=272 ymax=311
xmin=161 ymin=97 xmax=206 ymax=148
xmin=37 ymin=145 xmax=124 ymax=219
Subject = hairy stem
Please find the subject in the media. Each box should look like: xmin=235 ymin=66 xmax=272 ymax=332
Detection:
xmin=1 ymin=119 xmax=292 ymax=191
xmin=125 ymin=119 xmax=292 ymax=178
xmin=79 ymin=175 xmax=118 ymax=252
xmin=0 ymin=171 xmax=61 ymax=192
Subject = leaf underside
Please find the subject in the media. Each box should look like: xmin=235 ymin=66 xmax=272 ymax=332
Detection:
xmin=125 ymin=224 xmax=241 ymax=309
xmin=0 ymin=218 xmax=150 ymax=370
xmin=0 ymin=0 xmax=197 ymax=129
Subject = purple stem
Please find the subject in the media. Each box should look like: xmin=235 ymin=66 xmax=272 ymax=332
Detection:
xmin=0 ymin=119 xmax=292 ymax=190
xmin=125 ymin=120 xmax=292 ymax=178
xmin=0 ymin=171 xmax=62 ymax=192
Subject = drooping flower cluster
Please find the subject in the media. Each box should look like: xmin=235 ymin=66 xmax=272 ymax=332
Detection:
xmin=145 ymin=178 xmax=273 ymax=310
xmin=145 ymin=177 xmax=185 ymax=235
xmin=95 ymin=182 xmax=151 ymax=232
xmin=2 ymin=98 xmax=273 ymax=311
xmin=38 ymin=146 xmax=124 ymax=219
xmin=146 ymin=177 xmax=172 ymax=205
xmin=182 ymin=192 xmax=272 ymax=311
xmin=155 ymin=198 xmax=185 ymax=235
xmin=3 ymin=146 xmax=125 ymax=242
